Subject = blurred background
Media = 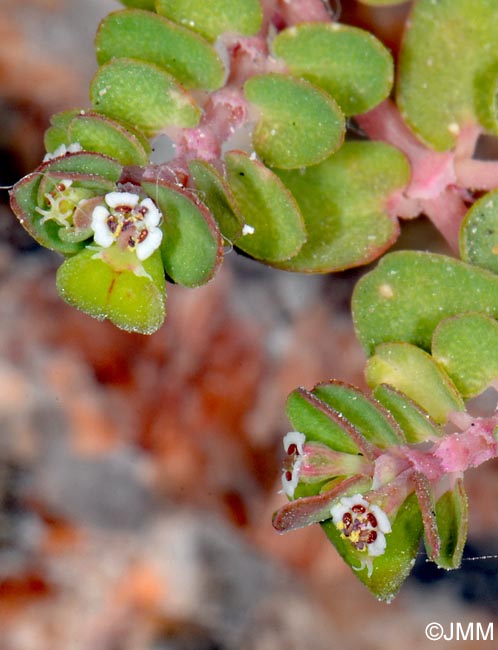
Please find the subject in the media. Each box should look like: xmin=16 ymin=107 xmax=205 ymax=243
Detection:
xmin=1 ymin=1 xmax=498 ymax=648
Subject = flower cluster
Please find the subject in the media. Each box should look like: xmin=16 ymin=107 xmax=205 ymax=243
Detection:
xmin=35 ymin=179 xmax=94 ymax=228
xmin=91 ymin=191 xmax=163 ymax=261
xmin=331 ymin=494 xmax=391 ymax=558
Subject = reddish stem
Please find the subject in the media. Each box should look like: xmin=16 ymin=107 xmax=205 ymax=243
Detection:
xmin=455 ymin=158 xmax=498 ymax=191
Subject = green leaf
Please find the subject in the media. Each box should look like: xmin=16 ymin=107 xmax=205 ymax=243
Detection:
xmin=397 ymin=0 xmax=498 ymax=150
xmin=365 ymin=342 xmax=464 ymax=424
xmin=141 ymin=180 xmax=222 ymax=287
xmin=244 ymin=73 xmax=345 ymax=169
xmin=475 ymin=61 xmax=498 ymax=135
xmin=44 ymin=109 xmax=80 ymax=152
xmin=56 ymin=248 xmax=166 ymax=334
xmin=90 ymin=58 xmax=200 ymax=137
xmin=188 ymin=159 xmax=244 ymax=241
xmin=40 ymin=151 xmax=123 ymax=181
xmin=321 ymin=493 xmax=423 ymax=602
xmin=224 ymin=150 xmax=306 ymax=262
xmin=460 ymin=189 xmax=498 ymax=273
xmin=274 ymin=141 xmax=409 ymax=272
xmin=286 ymin=388 xmax=364 ymax=456
xmin=155 ymin=0 xmax=263 ymax=42
xmin=9 ymin=171 xmax=114 ymax=255
xmin=45 ymin=111 xmax=150 ymax=166
xmin=353 ymin=251 xmax=498 ymax=355
xmin=432 ymin=313 xmax=498 ymax=398
xmin=96 ymin=10 xmax=225 ymax=91
xmin=433 ymin=479 xmax=468 ymax=570
xmin=373 ymin=384 xmax=443 ymax=443
xmin=273 ymin=23 xmax=393 ymax=116
xmin=312 ymin=381 xmax=405 ymax=448
xmin=119 ymin=0 xmax=156 ymax=9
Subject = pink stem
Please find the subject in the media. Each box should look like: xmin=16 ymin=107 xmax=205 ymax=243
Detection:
xmin=357 ymin=100 xmax=456 ymax=200
xmin=434 ymin=416 xmax=498 ymax=473
xmin=173 ymin=88 xmax=250 ymax=162
xmin=455 ymin=158 xmax=498 ymax=191
xmin=420 ymin=187 xmax=468 ymax=253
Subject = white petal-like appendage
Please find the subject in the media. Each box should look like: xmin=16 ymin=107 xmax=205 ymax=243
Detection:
xmin=135 ymin=228 xmax=163 ymax=260
xmin=105 ymin=191 xmax=139 ymax=209
xmin=141 ymin=198 xmax=162 ymax=227
xmin=91 ymin=206 xmax=114 ymax=248
xmin=283 ymin=431 xmax=306 ymax=455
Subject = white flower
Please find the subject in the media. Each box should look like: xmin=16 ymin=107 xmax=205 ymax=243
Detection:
xmin=90 ymin=192 xmax=163 ymax=261
xmin=331 ymin=493 xmax=391 ymax=559
xmin=281 ymin=456 xmax=303 ymax=498
xmin=281 ymin=431 xmax=306 ymax=497
xmin=43 ymin=142 xmax=83 ymax=162
xmin=35 ymin=178 xmax=94 ymax=227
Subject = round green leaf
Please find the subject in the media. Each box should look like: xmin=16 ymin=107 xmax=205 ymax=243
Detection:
xmin=48 ymin=112 xmax=149 ymax=166
xmin=474 ymin=61 xmax=498 ymax=135
xmin=274 ymin=141 xmax=409 ymax=272
xmin=120 ymin=0 xmax=155 ymax=9
xmin=365 ymin=342 xmax=464 ymax=424
xmin=141 ymin=180 xmax=222 ymax=287
xmin=188 ymin=159 xmax=244 ymax=241
xmin=155 ymin=0 xmax=263 ymax=42
xmin=44 ymin=109 xmax=80 ymax=152
xmin=460 ymin=189 xmax=498 ymax=273
xmin=244 ymin=73 xmax=344 ymax=169
xmin=432 ymin=312 xmax=498 ymax=398
xmin=70 ymin=114 xmax=148 ymax=165
xmin=273 ymin=23 xmax=393 ymax=116
xmin=40 ymin=151 xmax=123 ymax=181
xmin=90 ymin=58 xmax=200 ymax=137
xmin=224 ymin=150 xmax=306 ymax=262
xmin=96 ymin=10 xmax=225 ymax=91
xmin=353 ymin=251 xmax=498 ymax=355
xmin=397 ymin=0 xmax=498 ymax=150
xmin=56 ymin=248 xmax=166 ymax=334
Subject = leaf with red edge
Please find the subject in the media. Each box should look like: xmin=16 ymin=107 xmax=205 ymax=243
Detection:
xmin=224 ymin=150 xmax=306 ymax=262
xmin=141 ymin=179 xmax=223 ymax=287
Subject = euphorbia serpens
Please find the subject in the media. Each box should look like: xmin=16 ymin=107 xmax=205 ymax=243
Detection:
xmin=8 ymin=0 xmax=404 ymax=332
xmin=7 ymin=0 xmax=498 ymax=601
xmin=273 ymin=379 xmax=498 ymax=600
